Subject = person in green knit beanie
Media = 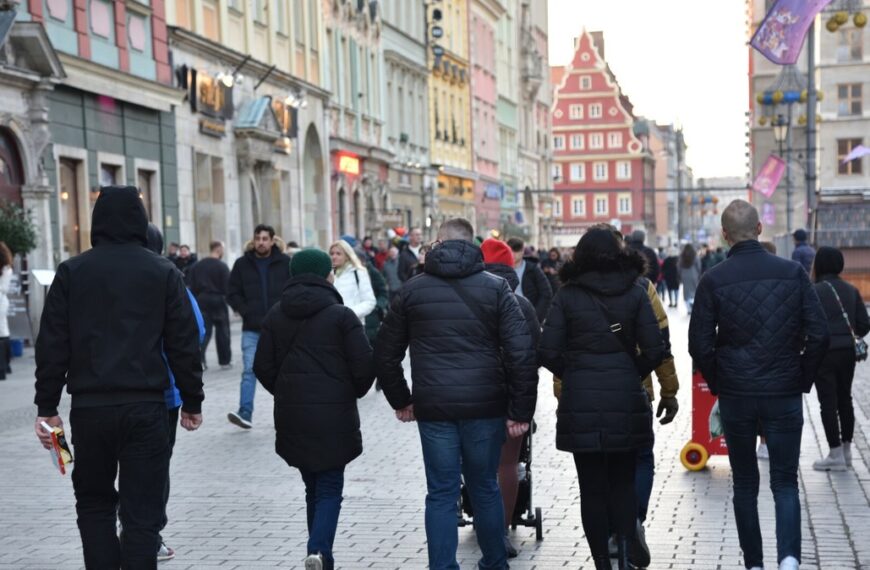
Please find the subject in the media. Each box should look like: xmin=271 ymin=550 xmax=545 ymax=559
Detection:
xmin=254 ymin=246 xmax=374 ymax=570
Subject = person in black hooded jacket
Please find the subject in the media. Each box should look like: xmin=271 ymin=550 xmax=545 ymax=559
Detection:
xmin=539 ymin=228 xmax=665 ymax=570
xmin=810 ymin=246 xmax=869 ymax=472
xmin=253 ymin=248 xmax=374 ymax=570
xmin=375 ymin=219 xmax=537 ymax=570
xmin=34 ymin=186 xmax=204 ymax=570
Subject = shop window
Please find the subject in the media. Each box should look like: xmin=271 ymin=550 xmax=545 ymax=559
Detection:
xmin=137 ymin=169 xmax=154 ymax=221
xmin=60 ymin=158 xmax=83 ymax=256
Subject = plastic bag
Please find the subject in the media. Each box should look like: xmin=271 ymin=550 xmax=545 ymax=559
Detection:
xmin=709 ymin=400 xmax=724 ymax=439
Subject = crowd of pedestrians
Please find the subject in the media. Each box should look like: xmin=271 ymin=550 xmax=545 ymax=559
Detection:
xmin=30 ymin=186 xmax=869 ymax=570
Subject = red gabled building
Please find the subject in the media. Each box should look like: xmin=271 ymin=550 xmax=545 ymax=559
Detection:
xmin=550 ymin=30 xmax=654 ymax=247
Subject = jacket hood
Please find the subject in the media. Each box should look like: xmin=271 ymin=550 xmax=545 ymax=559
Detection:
xmin=559 ymin=247 xmax=646 ymax=296
xmin=243 ymin=237 xmax=287 ymax=254
xmin=145 ymin=223 xmax=164 ymax=255
xmin=485 ymin=263 xmax=519 ymax=291
xmin=424 ymin=240 xmax=485 ymax=278
xmin=280 ymin=275 xmax=343 ymax=319
xmin=91 ymin=186 xmax=148 ymax=247
xmin=522 ymin=256 xmax=541 ymax=266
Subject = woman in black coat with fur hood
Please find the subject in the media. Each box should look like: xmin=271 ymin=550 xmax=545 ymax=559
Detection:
xmin=253 ymin=249 xmax=375 ymax=570
xmin=539 ymin=228 xmax=665 ymax=570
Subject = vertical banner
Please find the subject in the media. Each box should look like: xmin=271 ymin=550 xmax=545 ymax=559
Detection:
xmin=761 ymin=203 xmax=776 ymax=226
xmin=752 ymin=154 xmax=787 ymax=198
xmin=750 ymin=0 xmax=833 ymax=65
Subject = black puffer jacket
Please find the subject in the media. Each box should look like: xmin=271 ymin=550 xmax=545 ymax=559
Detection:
xmin=253 ymin=275 xmax=375 ymax=472
xmin=375 ymin=240 xmax=538 ymax=422
xmin=520 ymin=257 xmax=553 ymax=322
xmin=227 ymin=245 xmax=291 ymax=331
xmin=814 ymin=275 xmax=869 ymax=352
xmin=539 ymin=250 xmax=665 ymax=453
xmin=485 ymin=263 xmax=542 ymax=348
xmin=688 ymin=240 xmax=829 ymax=396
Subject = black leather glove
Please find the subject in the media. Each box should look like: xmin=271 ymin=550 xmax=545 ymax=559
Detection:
xmin=656 ymin=396 xmax=679 ymax=425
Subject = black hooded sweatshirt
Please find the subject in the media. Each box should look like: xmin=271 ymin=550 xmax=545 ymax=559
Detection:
xmin=253 ymin=275 xmax=375 ymax=472
xmin=34 ymin=186 xmax=204 ymax=416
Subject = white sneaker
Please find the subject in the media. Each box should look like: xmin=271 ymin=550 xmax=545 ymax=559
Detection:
xmin=779 ymin=555 xmax=799 ymax=570
xmin=844 ymin=442 xmax=852 ymax=468
xmin=757 ymin=443 xmax=769 ymax=460
xmin=750 ymin=567 xmax=763 ymax=570
xmin=157 ymin=542 xmax=175 ymax=561
xmin=304 ymin=553 xmax=324 ymax=570
xmin=813 ymin=446 xmax=847 ymax=472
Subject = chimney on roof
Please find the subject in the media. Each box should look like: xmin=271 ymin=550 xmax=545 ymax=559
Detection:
xmin=590 ymin=31 xmax=605 ymax=59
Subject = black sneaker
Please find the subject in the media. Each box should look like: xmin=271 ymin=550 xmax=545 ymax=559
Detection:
xmin=628 ymin=520 xmax=651 ymax=568
xmin=227 ymin=411 xmax=252 ymax=429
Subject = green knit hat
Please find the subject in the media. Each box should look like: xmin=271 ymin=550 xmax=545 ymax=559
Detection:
xmin=290 ymin=248 xmax=333 ymax=279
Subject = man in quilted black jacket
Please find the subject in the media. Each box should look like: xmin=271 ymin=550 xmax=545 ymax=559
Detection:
xmin=689 ymin=200 xmax=829 ymax=570
xmin=375 ymin=218 xmax=538 ymax=570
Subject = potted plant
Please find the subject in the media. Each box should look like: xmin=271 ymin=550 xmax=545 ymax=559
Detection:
xmin=0 ymin=201 xmax=38 ymax=256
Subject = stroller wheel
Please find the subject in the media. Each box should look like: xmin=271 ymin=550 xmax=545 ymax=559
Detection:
xmin=535 ymin=507 xmax=543 ymax=541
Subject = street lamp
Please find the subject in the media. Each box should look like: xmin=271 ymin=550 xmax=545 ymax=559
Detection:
xmin=771 ymin=112 xmax=793 ymax=234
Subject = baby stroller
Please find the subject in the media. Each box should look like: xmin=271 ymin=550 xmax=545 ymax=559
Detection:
xmin=457 ymin=421 xmax=544 ymax=541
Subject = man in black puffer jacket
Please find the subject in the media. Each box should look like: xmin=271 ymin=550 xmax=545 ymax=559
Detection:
xmin=507 ymin=237 xmax=553 ymax=322
xmin=376 ymin=219 xmax=537 ymax=570
xmin=689 ymin=200 xmax=829 ymax=570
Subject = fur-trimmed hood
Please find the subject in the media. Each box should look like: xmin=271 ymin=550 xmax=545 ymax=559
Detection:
xmin=559 ymin=247 xmax=647 ymax=296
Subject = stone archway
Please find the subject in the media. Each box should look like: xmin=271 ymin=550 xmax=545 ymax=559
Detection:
xmin=302 ymin=124 xmax=327 ymax=247
xmin=0 ymin=127 xmax=25 ymax=205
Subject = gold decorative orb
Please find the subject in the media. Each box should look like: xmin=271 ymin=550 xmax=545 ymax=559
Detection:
xmin=759 ymin=116 xmax=768 ymax=126
xmin=827 ymin=17 xmax=840 ymax=32
xmin=756 ymin=93 xmax=765 ymax=104
xmin=817 ymin=90 xmax=824 ymax=101
xmin=835 ymin=11 xmax=849 ymax=25
xmin=798 ymin=115 xmax=807 ymax=126
xmin=800 ymin=89 xmax=808 ymax=103
xmin=772 ymin=90 xmax=784 ymax=103
xmin=855 ymin=13 xmax=867 ymax=28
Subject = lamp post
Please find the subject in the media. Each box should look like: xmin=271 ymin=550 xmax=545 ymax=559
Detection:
xmin=771 ymin=112 xmax=793 ymax=234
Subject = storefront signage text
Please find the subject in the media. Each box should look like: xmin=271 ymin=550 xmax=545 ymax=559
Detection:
xmin=338 ymin=154 xmax=361 ymax=175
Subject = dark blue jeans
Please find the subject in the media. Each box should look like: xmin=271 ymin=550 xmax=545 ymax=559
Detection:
xmin=635 ymin=414 xmax=655 ymax=523
xmin=299 ymin=467 xmax=345 ymax=570
xmin=719 ymin=395 xmax=803 ymax=569
xmin=418 ymin=418 xmax=507 ymax=570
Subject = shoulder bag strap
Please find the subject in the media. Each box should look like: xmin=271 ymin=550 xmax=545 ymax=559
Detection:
xmin=445 ymin=278 xmax=498 ymax=341
xmin=583 ymin=289 xmax=637 ymax=358
xmin=825 ymin=281 xmax=859 ymax=342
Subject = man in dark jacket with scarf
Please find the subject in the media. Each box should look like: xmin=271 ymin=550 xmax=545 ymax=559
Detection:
xmin=507 ymin=237 xmax=553 ymax=322
xmin=689 ymin=200 xmax=828 ymax=570
xmin=34 ymin=186 xmax=204 ymax=569
xmin=376 ymin=219 xmax=538 ymax=570
xmin=226 ymin=224 xmax=291 ymax=428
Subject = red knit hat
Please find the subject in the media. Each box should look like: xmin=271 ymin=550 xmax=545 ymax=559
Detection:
xmin=481 ymin=238 xmax=515 ymax=267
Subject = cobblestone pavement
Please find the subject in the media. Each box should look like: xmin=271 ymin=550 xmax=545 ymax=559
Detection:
xmin=2 ymin=307 xmax=870 ymax=569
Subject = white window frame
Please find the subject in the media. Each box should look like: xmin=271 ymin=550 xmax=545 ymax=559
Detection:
xmin=589 ymin=103 xmax=603 ymax=118
xmin=593 ymin=161 xmax=608 ymax=182
xmin=53 ymin=145 xmax=91 ymax=259
xmin=569 ymin=104 xmax=584 ymax=119
xmin=617 ymin=192 xmax=632 ymax=215
xmin=553 ymin=197 xmax=562 ymax=217
xmin=580 ymin=75 xmax=592 ymax=90
xmin=571 ymin=195 xmax=586 ymax=217
xmin=97 ymin=151 xmax=127 ymax=188
xmin=589 ymin=133 xmax=604 ymax=149
xmin=616 ymin=160 xmax=632 ymax=181
xmin=570 ymin=162 xmax=585 ymax=182
xmin=570 ymin=134 xmax=585 ymax=150
xmin=608 ymin=132 xmax=623 ymax=149
xmin=134 ymin=158 xmax=163 ymax=231
xmin=553 ymin=135 xmax=565 ymax=150
xmin=594 ymin=194 xmax=608 ymax=217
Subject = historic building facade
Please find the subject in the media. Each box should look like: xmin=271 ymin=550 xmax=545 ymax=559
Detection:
xmin=550 ymin=30 xmax=654 ymax=248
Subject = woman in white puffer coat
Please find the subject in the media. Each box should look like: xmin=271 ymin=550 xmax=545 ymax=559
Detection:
xmin=329 ymin=239 xmax=376 ymax=322
xmin=0 ymin=242 xmax=13 ymax=379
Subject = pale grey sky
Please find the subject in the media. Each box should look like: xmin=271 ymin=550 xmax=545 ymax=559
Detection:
xmin=548 ymin=0 xmax=749 ymax=180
